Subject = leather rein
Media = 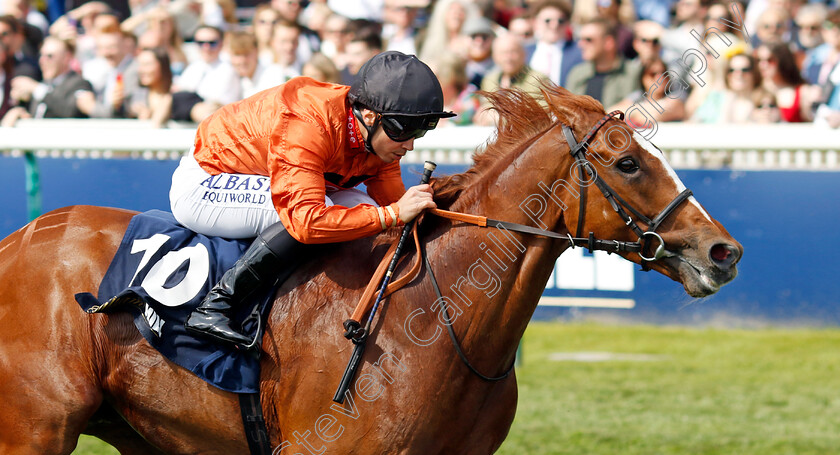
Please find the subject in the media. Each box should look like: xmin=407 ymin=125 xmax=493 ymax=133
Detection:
xmin=348 ymin=110 xmax=694 ymax=382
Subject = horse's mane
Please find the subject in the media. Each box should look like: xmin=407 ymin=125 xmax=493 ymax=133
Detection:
xmin=433 ymin=83 xmax=605 ymax=209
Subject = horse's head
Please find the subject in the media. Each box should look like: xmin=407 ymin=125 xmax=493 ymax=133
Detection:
xmin=544 ymin=90 xmax=742 ymax=298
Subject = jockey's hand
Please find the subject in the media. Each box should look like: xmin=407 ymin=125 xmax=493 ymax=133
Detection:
xmin=397 ymin=184 xmax=436 ymax=223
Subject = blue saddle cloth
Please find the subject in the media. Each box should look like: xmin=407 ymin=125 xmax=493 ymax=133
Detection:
xmin=75 ymin=210 xmax=274 ymax=393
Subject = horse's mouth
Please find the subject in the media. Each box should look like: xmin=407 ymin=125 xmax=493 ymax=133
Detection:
xmin=667 ymin=255 xmax=737 ymax=298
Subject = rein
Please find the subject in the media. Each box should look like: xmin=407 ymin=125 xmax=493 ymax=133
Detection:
xmin=346 ymin=110 xmax=694 ymax=383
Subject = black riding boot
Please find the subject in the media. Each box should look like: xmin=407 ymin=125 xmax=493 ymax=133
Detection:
xmin=185 ymin=222 xmax=305 ymax=349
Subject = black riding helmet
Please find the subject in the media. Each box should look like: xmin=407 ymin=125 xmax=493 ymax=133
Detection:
xmin=348 ymin=51 xmax=456 ymax=152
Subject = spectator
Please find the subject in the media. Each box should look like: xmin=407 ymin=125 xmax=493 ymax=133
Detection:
xmin=594 ymin=0 xmax=637 ymax=60
xmin=814 ymin=10 xmax=840 ymax=128
xmin=134 ymin=7 xmax=188 ymax=76
xmin=171 ymin=24 xmax=238 ymax=122
xmin=566 ymin=18 xmax=642 ymax=108
xmin=633 ymin=0 xmax=675 ymax=27
xmin=271 ymin=0 xmax=320 ymax=64
xmin=753 ymin=7 xmax=792 ymax=48
xmin=610 ymin=56 xmax=686 ymax=125
xmin=327 ymin=0 xmax=385 ymax=22
xmin=52 ymin=8 xmax=121 ymax=68
xmin=382 ymin=0 xmax=420 ymax=56
xmin=431 ymin=51 xmax=480 ymax=126
xmin=476 ymin=32 xmax=551 ymax=125
xmin=0 ymin=41 xmax=13 ymax=119
xmin=78 ymin=29 xmax=140 ymax=118
xmin=228 ymin=30 xmax=287 ymax=99
xmin=632 ymin=20 xmax=664 ymax=65
xmin=3 ymin=0 xmax=48 ymax=36
xmin=722 ymin=53 xmax=764 ymax=123
xmin=301 ymin=51 xmax=341 ymax=84
xmin=128 ymin=46 xmax=172 ymax=127
xmin=525 ymin=0 xmax=582 ymax=87
xmin=3 ymin=36 xmax=93 ymax=126
xmin=461 ymin=15 xmax=496 ymax=89
xmin=268 ymin=19 xmax=303 ymax=80
xmin=683 ymin=34 xmax=739 ymax=121
xmin=253 ymin=4 xmax=280 ymax=65
xmin=419 ymin=0 xmax=479 ymax=63
xmin=506 ymin=12 xmax=534 ymax=47
xmin=341 ymin=24 xmax=382 ymax=85
xmin=0 ymin=4 xmax=42 ymax=59
xmin=795 ymin=4 xmax=827 ymax=53
xmin=319 ymin=13 xmax=351 ymax=70
xmin=201 ymin=0 xmax=239 ymax=32
xmin=798 ymin=4 xmax=829 ymax=83
xmin=689 ymin=52 xmax=760 ymax=123
xmin=751 ymin=88 xmax=781 ymax=123
xmin=755 ymin=42 xmax=820 ymax=122
xmin=300 ymin=1 xmax=333 ymax=36
xmin=0 ymin=15 xmax=39 ymax=79
xmin=662 ymin=0 xmax=709 ymax=65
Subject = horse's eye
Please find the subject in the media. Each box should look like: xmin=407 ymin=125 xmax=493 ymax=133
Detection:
xmin=617 ymin=157 xmax=639 ymax=174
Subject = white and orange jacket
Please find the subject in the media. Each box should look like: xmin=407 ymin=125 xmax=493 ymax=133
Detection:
xmin=192 ymin=77 xmax=406 ymax=244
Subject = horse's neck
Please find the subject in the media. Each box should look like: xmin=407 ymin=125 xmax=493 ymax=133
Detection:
xmin=429 ymin=137 xmax=572 ymax=371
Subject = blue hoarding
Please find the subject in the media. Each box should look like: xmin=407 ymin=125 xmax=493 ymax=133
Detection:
xmin=1 ymin=157 xmax=838 ymax=325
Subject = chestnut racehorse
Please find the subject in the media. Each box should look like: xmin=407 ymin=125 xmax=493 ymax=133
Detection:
xmin=0 ymin=86 xmax=741 ymax=454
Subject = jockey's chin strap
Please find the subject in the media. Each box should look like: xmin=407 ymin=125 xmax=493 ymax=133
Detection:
xmin=352 ymin=105 xmax=380 ymax=155
xmin=346 ymin=110 xmax=695 ymax=382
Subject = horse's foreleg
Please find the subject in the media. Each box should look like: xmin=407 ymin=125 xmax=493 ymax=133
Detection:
xmin=0 ymin=323 xmax=104 ymax=454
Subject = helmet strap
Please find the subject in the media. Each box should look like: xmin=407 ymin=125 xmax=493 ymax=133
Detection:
xmin=352 ymin=106 xmax=381 ymax=155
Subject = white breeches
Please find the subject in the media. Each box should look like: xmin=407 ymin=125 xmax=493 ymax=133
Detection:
xmin=170 ymin=150 xmax=377 ymax=239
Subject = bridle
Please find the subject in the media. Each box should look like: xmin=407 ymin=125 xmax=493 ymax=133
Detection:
xmin=561 ymin=110 xmax=693 ymax=267
xmin=426 ymin=110 xmax=694 ymax=381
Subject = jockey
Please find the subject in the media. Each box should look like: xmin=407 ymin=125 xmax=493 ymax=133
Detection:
xmin=170 ymin=51 xmax=455 ymax=349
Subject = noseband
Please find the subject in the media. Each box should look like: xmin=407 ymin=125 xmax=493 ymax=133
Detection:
xmin=561 ymin=110 xmax=693 ymax=268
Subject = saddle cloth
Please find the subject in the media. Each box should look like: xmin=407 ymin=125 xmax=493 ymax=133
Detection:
xmin=75 ymin=210 xmax=274 ymax=393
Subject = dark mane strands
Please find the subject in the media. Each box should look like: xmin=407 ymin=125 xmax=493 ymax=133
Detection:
xmin=432 ymin=83 xmax=606 ymax=210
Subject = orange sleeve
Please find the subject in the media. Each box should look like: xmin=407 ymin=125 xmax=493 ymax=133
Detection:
xmin=269 ymin=116 xmax=389 ymax=244
xmin=365 ymin=160 xmax=406 ymax=207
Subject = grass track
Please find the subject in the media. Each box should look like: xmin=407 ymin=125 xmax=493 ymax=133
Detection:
xmin=74 ymin=322 xmax=840 ymax=454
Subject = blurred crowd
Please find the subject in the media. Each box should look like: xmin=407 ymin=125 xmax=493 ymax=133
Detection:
xmin=1 ymin=0 xmax=839 ymax=128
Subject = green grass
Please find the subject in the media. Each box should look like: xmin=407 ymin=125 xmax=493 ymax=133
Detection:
xmin=73 ymin=322 xmax=840 ymax=454
xmin=72 ymin=436 xmax=118 ymax=455
xmin=496 ymin=322 xmax=840 ymax=455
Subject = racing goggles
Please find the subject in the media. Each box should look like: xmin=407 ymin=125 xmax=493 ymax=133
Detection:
xmin=380 ymin=115 xmax=439 ymax=142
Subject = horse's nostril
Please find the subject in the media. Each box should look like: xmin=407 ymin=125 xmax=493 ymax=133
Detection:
xmin=710 ymin=243 xmax=739 ymax=267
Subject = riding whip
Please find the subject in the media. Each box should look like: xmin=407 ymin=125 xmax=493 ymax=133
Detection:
xmin=333 ymin=161 xmax=436 ymax=404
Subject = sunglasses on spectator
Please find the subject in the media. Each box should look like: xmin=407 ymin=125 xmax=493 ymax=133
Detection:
xmin=381 ymin=115 xmax=435 ymax=142
xmin=638 ymin=37 xmax=660 ymax=45
xmin=759 ymin=102 xmax=777 ymax=109
xmin=797 ymin=23 xmax=822 ymax=32
xmin=760 ymin=22 xmax=784 ymax=30
xmin=196 ymin=40 xmax=220 ymax=48
xmin=728 ymin=66 xmax=752 ymax=73
xmin=543 ymin=17 xmax=567 ymax=26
